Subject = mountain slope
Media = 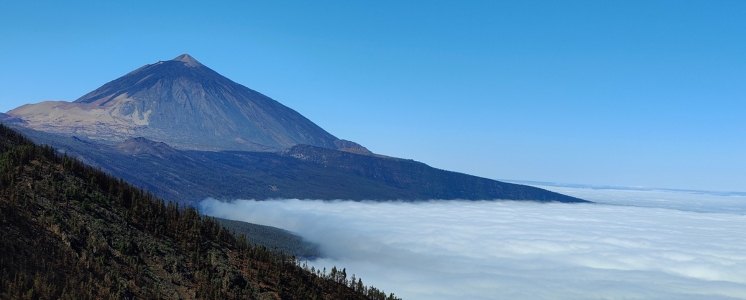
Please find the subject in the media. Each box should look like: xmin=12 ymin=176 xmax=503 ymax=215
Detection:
xmin=10 ymin=126 xmax=588 ymax=203
xmin=215 ymin=218 xmax=321 ymax=259
xmin=0 ymin=124 xmax=400 ymax=300
xmin=8 ymin=54 xmax=339 ymax=151
xmin=282 ymin=145 xmax=586 ymax=202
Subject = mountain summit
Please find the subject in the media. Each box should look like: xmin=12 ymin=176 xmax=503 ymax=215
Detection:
xmin=8 ymin=54 xmax=341 ymax=151
xmin=171 ymin=53 xmax=203 ymax=67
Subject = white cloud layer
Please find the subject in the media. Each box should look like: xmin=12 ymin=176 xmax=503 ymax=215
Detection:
xmin=199 ymin=189 xmax=746 ymax=300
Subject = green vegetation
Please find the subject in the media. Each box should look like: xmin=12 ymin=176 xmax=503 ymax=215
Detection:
xmin=0 ymin=123 xmax=401 ymax=300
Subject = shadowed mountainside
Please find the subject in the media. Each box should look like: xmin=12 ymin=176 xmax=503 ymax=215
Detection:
xmin=10 ymin=126 xmax=588 ymax=204
xmin=215 ymin=218 xmax=321 ymax=259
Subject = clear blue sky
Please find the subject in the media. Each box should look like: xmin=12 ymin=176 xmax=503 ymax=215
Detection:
xmin=1 ymin=1 xmax=744 ymax=192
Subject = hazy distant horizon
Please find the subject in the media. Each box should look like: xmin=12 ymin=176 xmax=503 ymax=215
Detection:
xmin=508 ymin=180 xmax=746 ymax=196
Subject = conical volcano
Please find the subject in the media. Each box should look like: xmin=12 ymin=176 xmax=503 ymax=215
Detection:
xmin=8 ymin=54 xmax=340 ymax=151
xmin=5 ymin=54 xmax=587 ymax=204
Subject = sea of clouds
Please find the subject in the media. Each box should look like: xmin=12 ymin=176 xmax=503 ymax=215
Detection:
xmin=199 ymin=187 xmax=746 ymax=300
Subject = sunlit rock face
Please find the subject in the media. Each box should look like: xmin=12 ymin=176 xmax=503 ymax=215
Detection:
xmin=8 ymin=54 xmax=340 ymax=151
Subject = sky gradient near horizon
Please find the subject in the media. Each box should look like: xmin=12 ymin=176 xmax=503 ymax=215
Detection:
xmin=1 ymin=1 xmax=744 ymax=192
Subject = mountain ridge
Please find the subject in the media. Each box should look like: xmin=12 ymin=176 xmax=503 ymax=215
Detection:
xmin=7 ymin=125 xmax=589 ymax=203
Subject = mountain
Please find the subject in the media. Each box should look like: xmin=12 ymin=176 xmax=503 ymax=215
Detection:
xmin=8 ymin=54 xmax=341 ymax=151
xmin=4 ymin=54 xmax=588 ymax=203
xmin=0 ymin=123 xmax=399 ymax=300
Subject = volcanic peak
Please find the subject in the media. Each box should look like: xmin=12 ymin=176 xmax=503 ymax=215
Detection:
xmin=171 ymin=53 xmax=202 ymax=67
xmin=7 ymin=54 xmax=342 ymax=151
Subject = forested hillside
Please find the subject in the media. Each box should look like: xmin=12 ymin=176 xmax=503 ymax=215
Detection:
xmin=0 ymin=124 xmax=400 ymax=300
